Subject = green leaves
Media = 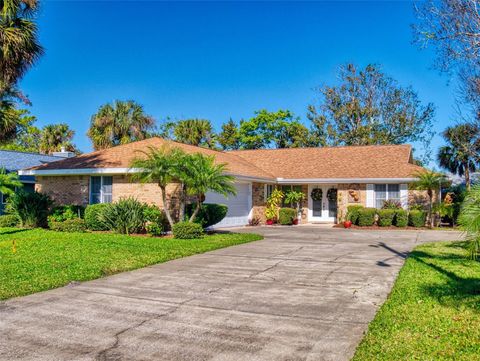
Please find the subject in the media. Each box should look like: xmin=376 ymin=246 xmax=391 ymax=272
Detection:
xmin=0 ymin=166 xmax=21 ymax=195
xmin=458 ymin=185 xmax=480 ymax=259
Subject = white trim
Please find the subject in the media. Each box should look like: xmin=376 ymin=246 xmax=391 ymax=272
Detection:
xmin=307 ymin=184 xmax=336 ymax=223
xmin=366 ymin=184 xmax=375 ymax=207
xmin=19 ymin=168 xmax=137 ymax=176
xmin=277 ymin=177 xmax=418 ymax=184
xmin=89 ymin=175 xmax=113 ymax=204
xmin=400 ymin=183 xmax=408 ymax=209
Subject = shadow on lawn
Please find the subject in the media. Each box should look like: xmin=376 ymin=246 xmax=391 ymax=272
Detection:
xmin=0 ymin=228 xmax=28 ymax=236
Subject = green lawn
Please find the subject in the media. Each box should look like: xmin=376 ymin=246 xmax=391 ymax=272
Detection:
xmin=0 ymin=228 xmax=262 ymax=300
xmin=353 ymin=241 xmax=480 ymax=361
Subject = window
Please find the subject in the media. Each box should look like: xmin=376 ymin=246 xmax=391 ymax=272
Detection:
xmin=374 ymin=184 xmax=400 ymax=208
xmin=90 ymin=176 xmax=113 ymax=204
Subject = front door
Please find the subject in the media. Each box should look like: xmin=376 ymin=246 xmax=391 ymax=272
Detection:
xmin=308 ymin=184 xmax=337 ymax=223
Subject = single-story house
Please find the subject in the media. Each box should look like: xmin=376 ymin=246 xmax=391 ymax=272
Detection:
xmin=0 ymin=149 xmax=73 ymax=214
xmin=19 ymin=137 xmax=428 ymax=227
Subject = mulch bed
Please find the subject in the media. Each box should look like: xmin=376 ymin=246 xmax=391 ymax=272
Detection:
xmin=333 ymin=224 xmax=427 ymax=230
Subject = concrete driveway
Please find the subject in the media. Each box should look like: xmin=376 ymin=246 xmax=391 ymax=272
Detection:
xmin=0 ymin=227 xmax=462 ymax=361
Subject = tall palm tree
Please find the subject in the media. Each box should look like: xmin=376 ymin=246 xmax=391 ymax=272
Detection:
xmin=438 ymin=123 xmax=480 ymax=190
xmin=88 ymin=100 xmax=155 ymax=150
xmin=39 ymin=123 xmax=76 ymax=154
xmin=130 ymin=145 xmax=186 ymax=228
xmin=173 ymin=119 xmax=216 ymax=148
xmin=459 ymin=184 xmax=480 ymax=259
xmin=0 ymin=167 xmax=22 ymax=196
xmin=0 ymin=0 xmax=43 ymax=94
xmin=411 ymin=170 xmax=447 ymax=228
xmin=181 ymin=153 xmax=236 ymax=222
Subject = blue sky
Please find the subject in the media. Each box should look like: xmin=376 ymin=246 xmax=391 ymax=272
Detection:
xmin=21 ymin=1 xmax=457 ymax=162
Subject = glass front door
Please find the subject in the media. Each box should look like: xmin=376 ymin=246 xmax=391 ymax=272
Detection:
xmin=308 ymin=184 xmax=337 ymax=222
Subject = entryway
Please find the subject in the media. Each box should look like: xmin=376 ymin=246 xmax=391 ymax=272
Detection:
xmin=307 ymin=184 xmax=337 ymax=223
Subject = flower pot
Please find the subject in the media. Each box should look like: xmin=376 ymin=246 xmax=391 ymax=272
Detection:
xmin=266 ymin=219 xmax=274 ymax=226
xmin=343 ymin=220 xmax=352 ymax=228
xmin=293 ymin=218 xmax=299 ymax=225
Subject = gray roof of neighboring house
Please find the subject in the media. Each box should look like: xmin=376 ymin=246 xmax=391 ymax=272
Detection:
xmin=0 ymin=150 xmax=64 ymax=172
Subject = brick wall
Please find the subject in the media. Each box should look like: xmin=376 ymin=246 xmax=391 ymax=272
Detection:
xmin=336 ymin=183 xmax=367 ymax=222
xmin=35 ymin=175 xmax=90 ymax=206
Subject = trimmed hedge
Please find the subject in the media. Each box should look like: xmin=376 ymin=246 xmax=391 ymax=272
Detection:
xmin=409 ymin=210 xmax=426 ymax=227
xmin=186 ymin=203 xmax=228 ymax=228
xmin=395 ymin=209 xmax=408 ymax=227
xmin=84 ymin=204 xmax=110 ymax=231
xmin=0 ymin=214 xmax=19 ymax=227
xmin=347 ymin=205 xmax=364 ymax=224
xmin=358 ymin=208 xmax=376 ymax=226
xmin=172 ymin=221 xmax=203 ymax=239
xmin=378 ymin=209 xmax=395 ymax=227
xmin=145 ymin=222 xmax=163 ymax=236
xmin=49 ymin=218 xmax=87 ymax=233
xmin=278 ymin=207 xmax=296 ymax=225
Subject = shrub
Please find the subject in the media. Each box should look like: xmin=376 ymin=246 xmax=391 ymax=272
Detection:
xmin=49 ymin=218 xmax=87 ymax=233
xmin=278 ymin=207 xmax=296 ymax=225
xmin=49 ymin=205 xmax=84 ymax=222
xmin=394 ymin=209 xmax=408 ymax=227
xmin=377 ymin=209 xmax=395 ymax=227
xmin=409 ymin=210 xmax=426 ymax=227
xmin=145 ymin=222 xmax=163 ymax=237
xmin=172 ymin=221 xmax=203 ymax=239
xmin=98 ymin=197 xmax=145 ymax=235
xmin=382 ymin=200 xmax=402 ymax=209
xmin=357 ymin=208 xmax=376 ymax=226
xmin=0 ymin=214 xmax=19 ymax=227
xmin=8 ymin=191 xmax=52 ymax=228
xmin=346 ymin=205 xmax=364 ymax=224
xmin=143 ymin=204 xmax=169 ymax=230
xmin=248 ymin=217 xmax=260 ymax=226
xmin=186 ymin=203 xmax=228 ymax=228
xmin=84 ymin=204 xmax=110 ymax=231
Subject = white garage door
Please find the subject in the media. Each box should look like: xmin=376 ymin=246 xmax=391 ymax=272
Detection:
xmin=204 ymin=182 xmax=251 ymax=228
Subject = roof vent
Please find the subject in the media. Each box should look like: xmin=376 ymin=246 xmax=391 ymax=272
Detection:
xmin=52 ymin=146 xmax=76 ymax=158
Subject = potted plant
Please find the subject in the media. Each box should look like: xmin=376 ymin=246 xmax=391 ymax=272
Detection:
xmin=265 ymin=205 xmax=276 ymax=225
xmin=284 ymin=190 xmax=305 ymax=225
xmin=343 ymin=220 xmax=352 ymax=228
xmin=264 ymin=188 xmax=284 ymax=225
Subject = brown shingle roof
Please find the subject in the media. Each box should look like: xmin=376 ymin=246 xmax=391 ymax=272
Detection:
xmin=26 ymin=139 xmax=424 ymax=180
xmin=230 ymin=144 xmax=424 ymax=179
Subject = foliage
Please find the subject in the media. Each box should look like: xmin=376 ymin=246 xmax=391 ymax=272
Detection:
xmin=306 ymin=64 xmax=435 ymax=159
xmin=87 ymin=100 xmax=155 ymax=150
xmin=408 ymin=210 xmax=427 ymax=228
xmin=49 ymin=218 xmax=87 ymax=233
xmin=8 ymin=191 xmax=52 ymax=228
xmin=0 ymin=228 xmax=263 ymax=300
xmin=217 ymin=119 xmax=241 ymax=150
xmin=265 ymin=188 xmax=284 ymax=221
xmin=377 ymin=209 xmax=395 ymax=227
xmin=278 ymin=207 xmax=296 ymax=225
xmin=186 ymin=203 xmax=228 ymax=228
xmin=284 ymin=190 xmax=305 ymax=213
xmin=84 ymin=203 xmax=110 ymax=231
xmin=382 ymin=200 xmax=402 ymax=209
xmin=438 ymin=123 xmax=480 ymax=190
xmin=145 ymin=222 xmax=163 ymax=237
xmin=48 ymin=205 xmax=84 ymax=223
xmin=0 ymin=108 xmax=40 ymax=151
xmin=411 ymin=170 xmax=447 ymax=228
xmin=143 ymin=204 xmax=168 ymax=230
xmin=0 ymin=167 xmax=22 ymax=196
xmin=409 ymin=203 xmax=425 ymax=211
xmin=172 ymin=221 xmax=204 ymax=239
xmin=0 ymin=214 xmax=18 ymax=227
xmin=394 ymin=209 xmax=408 ymax=227
xmin=248 ymin=217 xmax=260 ymax=226
xmin=353 ymin=241 xmax=480 ymax=361
xmin=346 ymin=205 xmax=364 ymax=224
xmin=172 ymin=119 xmax=216 ymax=148
xmin=39 ymin=123 xmax=77 ymax=155
xmin=357 ymin=208 xmax=376 ymax=227
xmin=458 ymin=185 xmax=480 ymax=259
xmin=98 ymin=197 xmax=145 ymax=235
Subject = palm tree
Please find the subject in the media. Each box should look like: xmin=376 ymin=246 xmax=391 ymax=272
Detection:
xmin=438 ymin=123 xmax=480 ymax=190
xmin=39 ymin=123 xmax=76 ymax=154
xmin=88 ymin=100 xmax=155 ymax=150
xmin=130 ymin=145 xmax=186 ymax=228
xmin=181 ymin=153 xmax=236 ymax=222
xmin=459 ymin=184 xmax=480 ymax=259
xmin=0 ymin=0 xmax=43 ymax=94
xmin=0 ymin=167 xmax=22 ymax=197
xmin=173 ymin=119 xmax=216 ymax=148
xmin=411 ymin=170 xmax=447 ymax=228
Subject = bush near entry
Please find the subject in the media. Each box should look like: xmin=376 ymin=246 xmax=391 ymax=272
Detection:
xmin=346 ymin=205 xmax=364 ymax=224
xmin=394 ymin=209 xmax=408 ymax=227
xmin=186 ymin=203 xmax=228 ymax=228
xmin=357 ymin=208 xmax=376 ymax=226
xmin=377 ymin=209 xmax=395 ymax=227
xmin=172 ymin=221 xmax=204 ymax=239
xmin=278 ymin=207 xmax=296 ymax=225
xmin=409 ymin=210 xmax=426 ymax=227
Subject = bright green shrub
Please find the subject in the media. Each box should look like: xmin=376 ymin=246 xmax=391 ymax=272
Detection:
xmin=278 ymin=207 xmax=296 ymax=225
xmin=394 ymin=209 xmax=408 ymax=227
xmin=357 ymin=208 xmax=376 ymax=226
xmin=146 ymin=222 xmax=163 ymax=237
xmin=186 ymin=203 xmax=228 ymax=228
xmin=8 ymin=191 xmax=52 ymax=228
xmin=409 ymin=210 xmax=426 ymax=227
xmin=49 ymin=205 xmax=84 ymax=222
xmin=347 ymin=205 xmax=364 ymax=224
xmin=172 ymin=221 xmax=203 ymax=239
xmin=143 ymin=204 xmax=169 ymax=231
xmin=84 ymin=204 xmax=110 ymax=231
xmin=0 ymin=214 xmax=19 ymax=227
xmin=49 ymin=218 xmax=87 ymax=233
xmin=98 ymin=197 xmax=145 ymax=235
xmin=377 ymin=209 xmax=395 ymax=227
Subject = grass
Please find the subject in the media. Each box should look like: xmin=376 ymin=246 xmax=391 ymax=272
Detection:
xmin=353 ymin=241 xmax=480 ymax=361
xmin=0 ymin=227 xmax=262 ymax=300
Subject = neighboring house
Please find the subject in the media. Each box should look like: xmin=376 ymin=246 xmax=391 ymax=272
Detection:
xmin=0 ymin=149 xmax=74 ymax=214
xmin=19 ymin=137 xmax=427 ymax=227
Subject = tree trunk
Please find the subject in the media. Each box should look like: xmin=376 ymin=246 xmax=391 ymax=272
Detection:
xmin=465 ymin=166 xmax=471 ymax=191
xmin=178 ymin=183 xmax=186 ymax=222
xmin=189 ymin=196 xmax=202 ymax=223
xmin=428 ymin=189 xmax=434 ymax=228
xmin=160 ymin=184 xmax=175 ymax=228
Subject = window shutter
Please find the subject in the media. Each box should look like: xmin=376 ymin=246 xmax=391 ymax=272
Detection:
xmin=400 ymin=184 xmax=408 ymax=209
xmin=366 ymin=184 xmax=374 ymax=207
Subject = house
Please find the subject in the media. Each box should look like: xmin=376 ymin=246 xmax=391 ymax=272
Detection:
xmin=19 ymin=137 xmax=427 ymax=227
xmin=0 ymin=149 xmax=73 ymax=214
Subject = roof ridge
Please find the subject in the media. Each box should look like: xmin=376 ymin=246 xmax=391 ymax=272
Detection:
xmin=0 ymin=149 xmax=64 ymax=157
xmin=228 ymin=144 xmax=412 ymax=153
